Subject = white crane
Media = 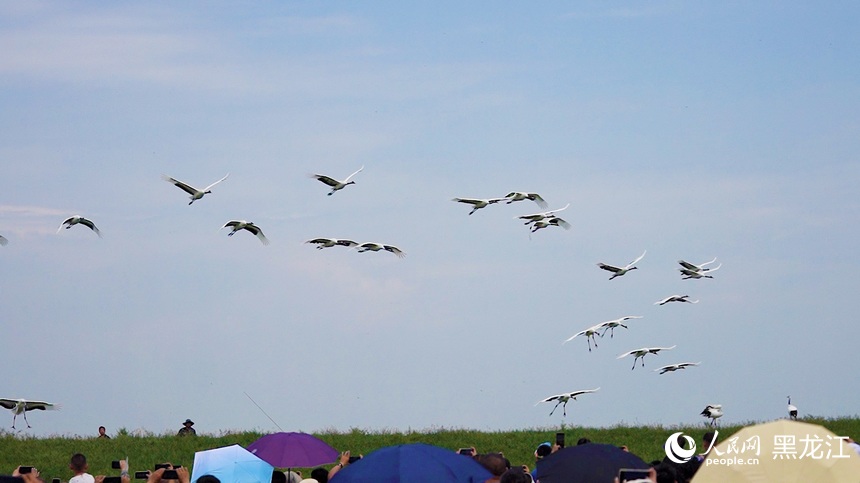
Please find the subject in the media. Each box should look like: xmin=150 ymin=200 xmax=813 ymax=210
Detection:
xmin=530 ymin=216 xmax=571 ymax=233
xmin=0 ymin=235 xmax=8 ymax=246
xmin=451 ymin=197 xmax=507 ymax=215
xmin=504 ymin=192 xmax=548 ymax=209
xmin=305 ymin=238 xmax=358 ymax=249
xmin=617 ymin=345 xmax=676 ymax=370
xmin=597 ymin=250 xmax=646 ymax=280
xmin=517 ymin=204 xmax=570 ymax=225
xmin=563 ymin=323 xmax=605 ymax=352
xmin=597 ymin=315 xmax=643 ymax=338
xmin=655 ymin=362 xmax=701 ymax=374
xmin=161 ymin=173 xmax=229 ymax=205
xmin=680 ymin=264 xmax=721 ymax=280
xmin=678 ymin=257 xmax=718 ymax=272
xmin=57 ymin=216 xmax=101 ymax=237
xmin=701 ymin=404 xmax=723 ymax=427
xmin=310 ymin=166 xmax=364 ymax=195
xmin=787 ymin=396 xmax=798 ymax=420
xmin=355 ymin=242 xmax=405 ymax=258
xmin=654 ymin=295 xmax=699 ymax=305
xmin=221 ymin=220 xmax=269 ymax=245
xmin=0 ymin=398 xmax=60 ymax=429
xmin=535 ymin=388 xmax=599 ymax=417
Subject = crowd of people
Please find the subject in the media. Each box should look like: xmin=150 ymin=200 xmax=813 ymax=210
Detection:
xmin=6 ymin=422 xmax=860 ymax=483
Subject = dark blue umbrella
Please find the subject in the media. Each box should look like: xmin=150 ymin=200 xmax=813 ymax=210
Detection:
xmin=330 ymin=443 xmax=492 ymax=483
xmin=536 ymin=443 xmax=650 ymax=483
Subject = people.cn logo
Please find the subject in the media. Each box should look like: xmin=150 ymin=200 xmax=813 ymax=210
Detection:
xmin=664 ymin=432 xmax=697 ymax=463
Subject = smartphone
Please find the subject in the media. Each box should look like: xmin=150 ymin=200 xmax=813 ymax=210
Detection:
xmin=134 ymin=472 xmax=149 ymax=480
xmin=172 ymin=467 xmax=181 ymax=470
xmin=555 ymin=432 xmax=565 ymax=448
xmin=618 ymin=468 xmax=651 ymax=482
xmin=52 ymin=479 xmax=61 ymax=483
xmin=154 ymin=464 xmax=171 ymax=470
xmin=348 ymin=456 xmax=361 ymax=464
xmin=457 ymin=448 xmax=474 ymax=456
xmin=18 ymin=468 xmax=33 ymax=475
xmin=111 ymin=461 xmax=122 ymax=470
xmin=103 ymin=478 xmax=122 ymax=483
xmin=161 ymin=471 xmax=179 ymax=480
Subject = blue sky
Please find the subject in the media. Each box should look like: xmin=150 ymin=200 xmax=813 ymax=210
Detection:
xmin=1 ymin=1 xmax=858 ymax=438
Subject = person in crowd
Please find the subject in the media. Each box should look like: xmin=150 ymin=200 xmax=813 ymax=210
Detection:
xmin=97 ymin=426 xmax=110 ymax=439
xmin=473 ymin=452 xmax=509 ymax=482
xmin=653 ymin=463 xmax=680 ymax=483
xmin=69 ymin=454 xmax=94 ymax=483
xmin=326 ymin=451 xmax=354 ymax=480
xmin=697 ymin=431 xmax=717 ymax=461
xmin=177 ymin=419 xmax=196 ymax=436
xmin=146 ymin=467 xmax=190 ymax=483
xmin=309 ymin=468 xmax=328 ymax=483
xmin=499 ymin=466 xmax=532 ymax=483
xmin=530 ymin=442 xmax=552 ymax=481
xmin=95 ymin=459 xmax=129 ymax=483
xmin=271 ymin=470 xmax=286 ymax=483
xmin=12 ymin=466 xmax=43 ymax=483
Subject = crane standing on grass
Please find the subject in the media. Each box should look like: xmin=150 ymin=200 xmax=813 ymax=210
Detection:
xmin=788 ymin=396 xmax=798 ymax=420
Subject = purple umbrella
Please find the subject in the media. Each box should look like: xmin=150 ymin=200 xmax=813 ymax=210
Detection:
xmin=246 ymin=432 xmax=339 ymax=468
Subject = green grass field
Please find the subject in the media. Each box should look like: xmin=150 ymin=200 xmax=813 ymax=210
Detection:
xmin=3 ymin=417 xmax=858 ymax=481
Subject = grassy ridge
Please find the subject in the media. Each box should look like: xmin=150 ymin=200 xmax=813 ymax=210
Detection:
xmin=3 ymin=417 xmax=858 ymax=481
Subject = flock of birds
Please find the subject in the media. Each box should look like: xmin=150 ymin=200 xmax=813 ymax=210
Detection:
xmin=1 ymin=168 xmax=802 ymax=432
xmin=535 ymin=246 xmax=802 ymax=427
xmin=531 ymin=234 xmax=734 ymax=424
xmin=1 ymin=167 xmax=414 ymax=256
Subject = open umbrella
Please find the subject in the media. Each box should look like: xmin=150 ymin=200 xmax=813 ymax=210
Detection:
xmin=191 ymin=444 xmax=274 ymax=483
xmin=331 ymin=443 xmax=492 ymax=483
xmin=691 ymin=419 xmax=860 ymax=482
xmin=536 ymin=443 xmax=650 ymax=483
xmin=247 ymin=432 xmax=339 ymax=468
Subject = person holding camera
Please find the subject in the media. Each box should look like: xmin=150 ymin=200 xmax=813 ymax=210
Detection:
xmin=12 ymin=466 xmax=43 ymax=483
xmin=145 ymin=467 xmax=189 ymax=483
xmin=325 ymin=451 xmax=361 ymax=480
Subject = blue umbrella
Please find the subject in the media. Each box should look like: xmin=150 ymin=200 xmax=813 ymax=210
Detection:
xmin=331 ymin=443 xmax=492 ymax=483
xmin=191 ymin=444 xmax=275 ymax=483
xmin=536 ymin=443 xmax=650 ymax=483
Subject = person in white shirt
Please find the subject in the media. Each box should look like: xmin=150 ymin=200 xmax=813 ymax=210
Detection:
xmin=69 ymin=453 xmax=94 ymax=483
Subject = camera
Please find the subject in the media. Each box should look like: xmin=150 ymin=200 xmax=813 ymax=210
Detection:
xmin=111 ymin=461 xmax=122 ymax=470
xmin=134 ymin=472 xmax=149 ymax=480
xmin=161 ymin=471 xmax=179 ymax=480
xmin=555 ymin=432 xmax=565 ymax=448
xmin=618 ymin=468 xmax=651 ymax=482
